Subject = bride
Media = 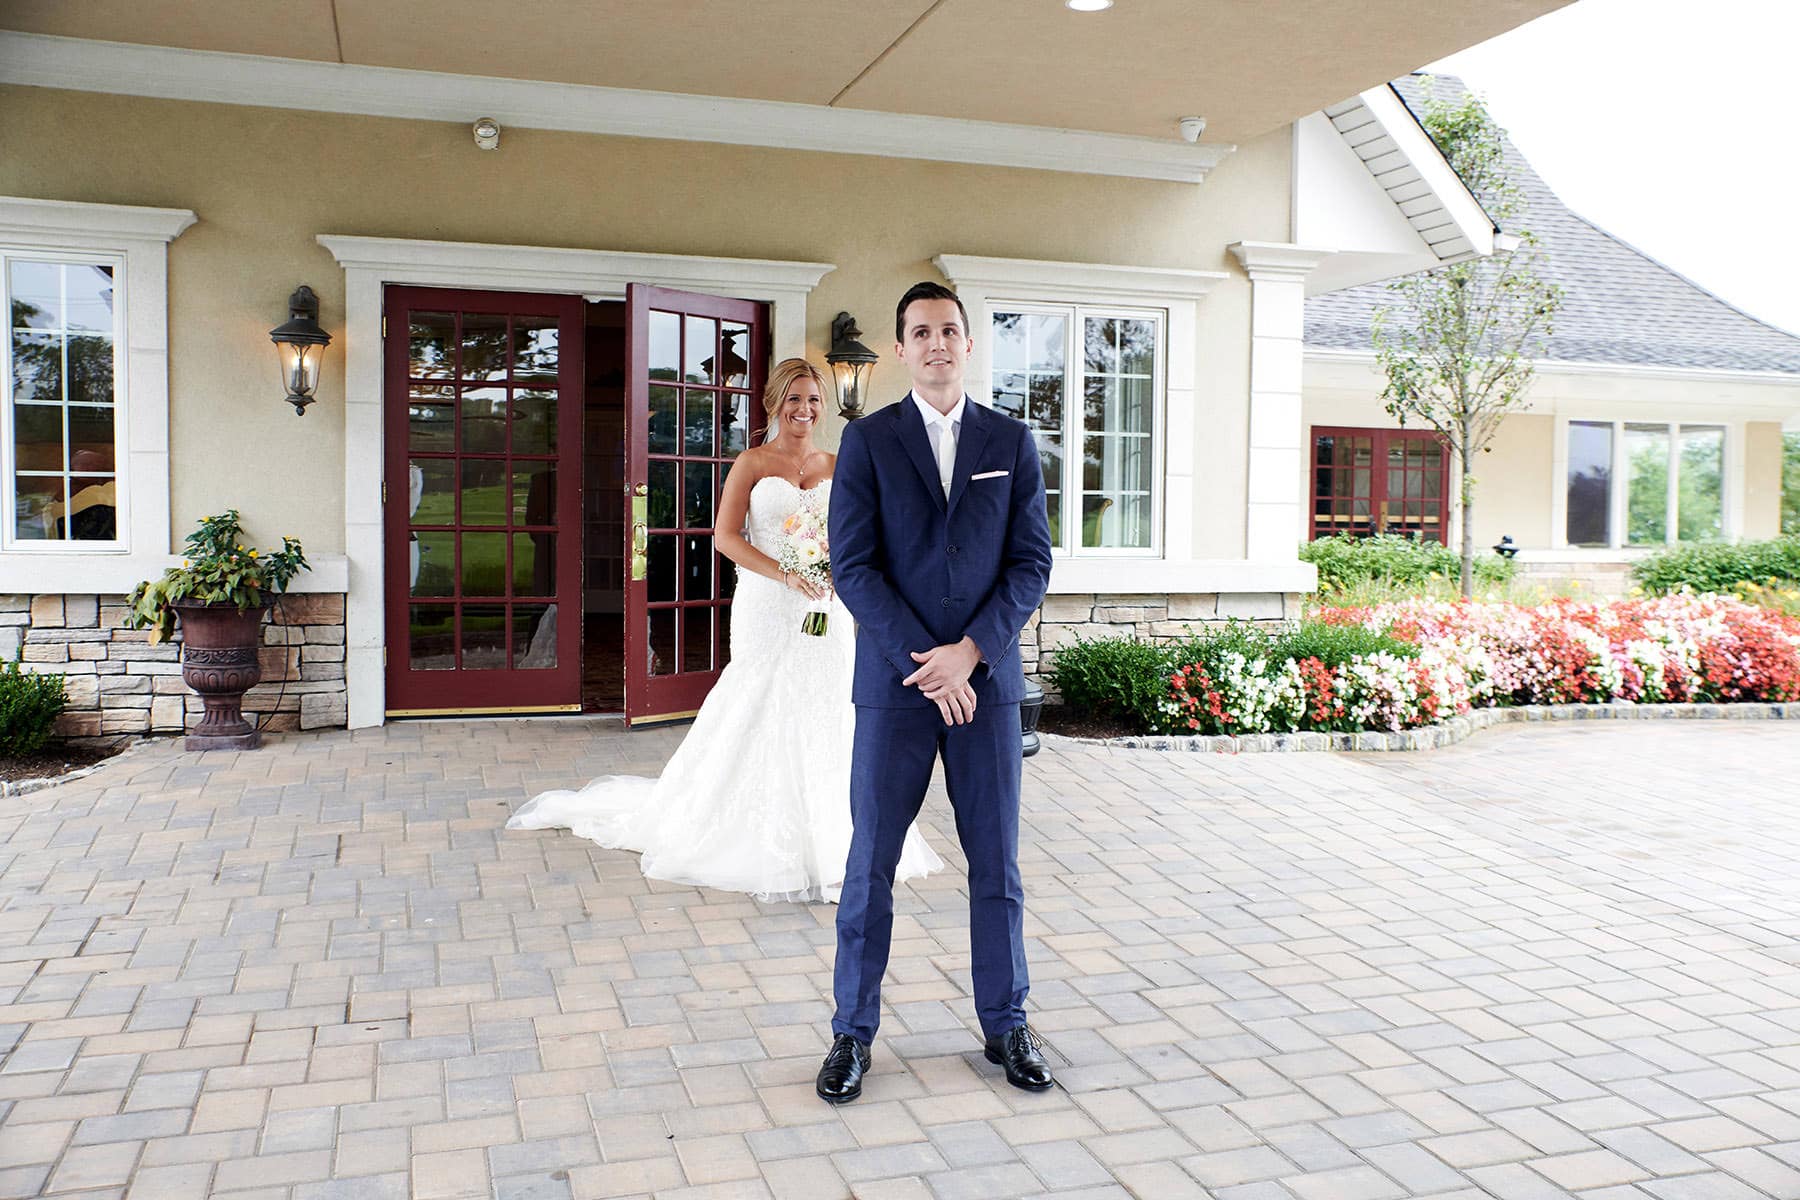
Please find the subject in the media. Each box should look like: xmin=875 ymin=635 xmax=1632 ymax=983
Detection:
xmin=508 ymin=358 xmax=944 ymax=902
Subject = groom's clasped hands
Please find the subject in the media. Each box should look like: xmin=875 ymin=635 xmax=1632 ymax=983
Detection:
xmin=903 ymin=635 xmax=984 ymax=725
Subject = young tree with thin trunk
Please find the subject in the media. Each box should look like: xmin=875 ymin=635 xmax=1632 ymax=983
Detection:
xmin=1372 ymin=80 xmax=1562 ymax=598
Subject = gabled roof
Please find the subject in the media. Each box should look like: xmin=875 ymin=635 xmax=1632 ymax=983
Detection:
xmin=1306 ymin=74 xmax=1800 ymax=376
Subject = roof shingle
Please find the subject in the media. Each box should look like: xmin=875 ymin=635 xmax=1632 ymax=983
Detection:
xmin=1305 ymin=74 xmax=1800 ymax=376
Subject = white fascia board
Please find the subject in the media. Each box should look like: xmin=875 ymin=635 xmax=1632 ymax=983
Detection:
xmin=0 ymin=31 xmax=1236 ymax=185
xmin=1358 ymin=84 xmax=1496 ymax=261
xmin=1306 ymin=346 xmax=1800 ymax=390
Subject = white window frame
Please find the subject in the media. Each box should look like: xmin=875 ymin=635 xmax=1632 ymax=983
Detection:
xmin=0 ymin=196 xmax=195 ymax=592
xmin=2 ymin=248 xmax=128 ymax=554
xmin=1558 ymin=417 xmax=1739 ymax=549
xmin=987 ymin=300 xmax=1167 ymax=559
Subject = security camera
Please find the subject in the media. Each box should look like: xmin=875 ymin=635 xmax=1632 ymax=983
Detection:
xmin=472 ymin=117 xmax=500 ymax=150
xmin=1178 ymin=116 xmax=1206 ymax=144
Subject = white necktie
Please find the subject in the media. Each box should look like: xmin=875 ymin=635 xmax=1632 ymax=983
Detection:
xmin=934 ymin=417 xmax=956 ymax=499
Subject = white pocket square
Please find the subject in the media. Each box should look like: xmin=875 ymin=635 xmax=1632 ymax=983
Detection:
xmin=971 ymin=470 xmax=1010 ymax=480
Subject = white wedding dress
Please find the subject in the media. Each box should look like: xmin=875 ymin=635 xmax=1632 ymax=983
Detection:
xmin=507 ymin=476 xmax=944 ymax=902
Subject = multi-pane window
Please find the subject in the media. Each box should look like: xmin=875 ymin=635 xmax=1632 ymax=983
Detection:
xmin=990 ymin=306 xmax=1161 ymax=554
xmin=5 ymin=256 xmax=123 ymax=545
xmin=1565 ymin=419 xmax=1726 ymax=548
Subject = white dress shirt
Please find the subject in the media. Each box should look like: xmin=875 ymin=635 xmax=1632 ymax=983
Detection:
xmin=912 ymin=392 xmax=967 ymax=499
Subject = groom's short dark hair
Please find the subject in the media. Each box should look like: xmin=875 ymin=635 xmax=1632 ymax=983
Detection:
xmin=895 ymin=282 xmax=970 ymax=342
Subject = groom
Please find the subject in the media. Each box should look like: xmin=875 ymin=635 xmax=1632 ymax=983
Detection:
xmin=818 ymin=282 xmax=1055 ymax=1103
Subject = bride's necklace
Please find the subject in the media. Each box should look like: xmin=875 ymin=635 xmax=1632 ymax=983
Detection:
xmin=772 ymin=442 xmax=819 ymax=488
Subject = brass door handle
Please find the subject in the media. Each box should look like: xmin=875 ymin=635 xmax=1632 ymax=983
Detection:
xmin=630 ymin=489 xmax=648 ymax=580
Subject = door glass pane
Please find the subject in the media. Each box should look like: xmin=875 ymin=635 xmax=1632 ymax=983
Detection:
xmin=719 ymin=321 xmax=750 ymax=387
xmin=513 ymin=319 xmax=558 ymax=381
xmin=513 ymin=532 xmax=554 ymax=596
xmin=1081 ymin=434 xmax=1152 ymax=495
xmin=646 ymin=534 xmax=676 ymax=601
xmin=685 ymin=390 xmax=715 ymax=455
xmin=461 ymin=459 xmax=507 ymax=526
xmin=683 ymin=535 xmax=713 ymax=600
xmin=1565 ymin=420 xmax=1612 ymax=547
xmin=718 ymin=551 xmax=736 ymax=599
xmin=461 ymin=532 xmax=507 ymax=596
xmin=461 ymin=313 xmax=508 ymax=380
xmin=683 ymin=462 xmax=714 ymax=528
xmin=410 ymin=531 xmax=454 ymax=596
xmin=1119 ymin=318 xmax=1155 ymax=376
xmin=722 ymin=392 xmax=750 ymax=456
xmin=409 ymin=387 xmax=455 ymax=451
xmin=648 ymin=386 xmax=679 ymax=454
xmin=992 ymin=312 xmax=1027 ymax=373
xmin=1626 ymin=423 xmax=1669 ymax=546
xmin=1028 ymin=314 xmax=1065 ymax=371
xmin=1678 ymin=426 xmax=1724 ymax=543
xmin=411 ymin=459 xmax=455 ymax=525
xmin=461 ymin=605 xmax=507 ymax=669
xmin=683 ymin=606 xmax=713 ymax=673
xmin=1083 ymin=317 xmax=1119 ymax=373
xmin=1029 ymin=376 xmax=1063 ymax=431
xmin=461 ymin=387 xmax=507 ymax=454
xmin=513 ymin=463 xmax=554 ymax=525
xmin=409 ymin=605 xmax=455 ymax=669
xmin=409 ymin=313 xmax=455 ymax=377
xmin=513 ymin=390 xmax=557 ymax=455
xmin=647 ymin=460 xmax=677 ymax=529
xmin=649 ymin=310 xmax=680 ymax=380
xmin=513 ymin=603 xmax=558 ymax=669
xmin=648 ymin=608 xmax=675 ymax=675
xmin=685 ymin=315 xmax=716 ymax=384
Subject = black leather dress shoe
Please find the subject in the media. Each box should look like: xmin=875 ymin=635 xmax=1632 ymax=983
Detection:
xmin=816 ymin=1033 xmax=872 ymax=1104
xmin=984 ymin=1024 xmax=1055 ymax=1091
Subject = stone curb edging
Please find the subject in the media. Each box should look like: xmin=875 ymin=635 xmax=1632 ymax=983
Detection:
xmin=0 ymin=737 xmax=147 ymax=798
xmin=1055 ymin=701 xmax=1800 ymax=755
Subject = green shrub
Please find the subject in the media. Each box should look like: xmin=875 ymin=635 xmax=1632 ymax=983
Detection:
xmin=1631 ymin=536 xmax=1800 ymax=596
xmin=1301 ymin=532 xmax=1513 ymax=594
xmin=1270 ymin=620 xmax=1419 ymax=665
xmin=0 ymin=656 xmax=68 ymax=758
xmin=1047 ymin=636 xmax=1174 ymax=731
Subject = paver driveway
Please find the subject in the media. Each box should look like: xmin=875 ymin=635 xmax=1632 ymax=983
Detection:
xmin=4 ymin=719 xmax=1800 ymax=1200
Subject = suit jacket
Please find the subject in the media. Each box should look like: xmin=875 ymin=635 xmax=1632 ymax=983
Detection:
xmin=830 ymin=393 xmax=1054 ymax=709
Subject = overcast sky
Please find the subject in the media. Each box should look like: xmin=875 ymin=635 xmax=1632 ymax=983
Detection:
xmin=1429 ymin=0 xmax=1800 ymax=337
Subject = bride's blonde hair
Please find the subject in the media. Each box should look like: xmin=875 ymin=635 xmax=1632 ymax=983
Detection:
xmin=762 ymin=358 xmax=828 ymax=444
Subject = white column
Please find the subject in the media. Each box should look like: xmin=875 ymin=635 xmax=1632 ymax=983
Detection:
xmin=1229 ymin=242 xmax=1333 ymax=562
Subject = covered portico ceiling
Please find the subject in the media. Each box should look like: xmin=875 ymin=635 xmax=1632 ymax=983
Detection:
xmin=0 ymin=0 xmax=1569 ymax=144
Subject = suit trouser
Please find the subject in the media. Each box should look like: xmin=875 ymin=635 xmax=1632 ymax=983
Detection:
xmin=832 ymin=699 xmax=1026 ymax=1044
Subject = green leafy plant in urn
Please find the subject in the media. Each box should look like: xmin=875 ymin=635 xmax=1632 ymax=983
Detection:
xmin=126 ymin=511 xmax=309 ymax=750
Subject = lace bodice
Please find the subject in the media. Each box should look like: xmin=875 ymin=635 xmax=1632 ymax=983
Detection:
xmin=745 ymin=475 xmax=830 ymax=554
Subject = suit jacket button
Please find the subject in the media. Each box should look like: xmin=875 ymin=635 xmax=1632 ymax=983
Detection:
xmin=947 ymin=545 xmax=958 ymax=555
xmin=941 ymin=598 xmax=951 ymax=607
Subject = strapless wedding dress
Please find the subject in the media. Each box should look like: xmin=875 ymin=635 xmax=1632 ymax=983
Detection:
xmin=506 ymin=476 xmax=944 ymax=902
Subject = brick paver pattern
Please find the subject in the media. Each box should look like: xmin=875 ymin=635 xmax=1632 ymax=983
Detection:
xmin=3 ymin=719 xmax=1800 ymax=1199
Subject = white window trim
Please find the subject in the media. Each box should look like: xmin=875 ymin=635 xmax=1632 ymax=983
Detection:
xmin=986 ymin=301 xmax=1167 ymax=559
xmin=1553 ymin=415 xmax=1742 ymax=549
xmin=0 ymin=196 xmax=195 ymax=593
xmin=931 ymin=253 xmax=1316 ymax=596
xmin=317 ymin=233 xmax=834 ymax=728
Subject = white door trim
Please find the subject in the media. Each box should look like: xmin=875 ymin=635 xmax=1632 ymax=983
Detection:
xmin=317 ymin=234 xmax=833 ymax=728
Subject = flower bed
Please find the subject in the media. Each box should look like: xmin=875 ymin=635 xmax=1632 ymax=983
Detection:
xmin=1051 ymin=594 xmax=1800 ymax=737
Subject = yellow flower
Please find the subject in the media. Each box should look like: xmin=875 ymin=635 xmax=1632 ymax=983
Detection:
xmin=248 ymin=550 xmax=258 ymax=558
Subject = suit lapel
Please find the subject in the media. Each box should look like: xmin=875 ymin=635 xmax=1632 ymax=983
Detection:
xmin=893 ymin=393 xmax=948 ymax=514
xmin=945 ymin=398 xmax=992 ymax=516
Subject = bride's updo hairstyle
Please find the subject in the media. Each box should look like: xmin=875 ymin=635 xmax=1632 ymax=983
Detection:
xmin=762 ymin=357 xmax=829 ymax=444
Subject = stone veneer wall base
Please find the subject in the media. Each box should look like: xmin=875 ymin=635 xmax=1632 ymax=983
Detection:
xmin=1068 ymin=701 xmax=1800 ymax=755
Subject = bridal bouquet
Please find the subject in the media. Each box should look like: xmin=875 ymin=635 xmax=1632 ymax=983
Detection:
xmin=777 ymin=494 xmax=832 ymax=636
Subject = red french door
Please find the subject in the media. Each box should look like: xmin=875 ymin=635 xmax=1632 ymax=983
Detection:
xmin=624 ymin=285 xmax=767 ymax=726
xmin=384 ymin=287 xmax=584 ymax=714
xmin=1311 ymin=426 xmax=1451 ymax=543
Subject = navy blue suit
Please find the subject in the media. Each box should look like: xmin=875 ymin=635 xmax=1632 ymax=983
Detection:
xmin=828 ymin=393 xmax=1053 ymax=1044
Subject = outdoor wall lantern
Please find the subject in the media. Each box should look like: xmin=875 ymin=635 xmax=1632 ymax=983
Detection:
xmin=269 ymin=285 xmax=332 ymax=416
xmin=1493 ymin=534 xmax=1520 ymax=560
xmin=824 ymin=311 xmax=879 ymax=420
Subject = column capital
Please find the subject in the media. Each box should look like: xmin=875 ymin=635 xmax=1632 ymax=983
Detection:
xmin=1228 ymin=241 xmax=1334 ymax=283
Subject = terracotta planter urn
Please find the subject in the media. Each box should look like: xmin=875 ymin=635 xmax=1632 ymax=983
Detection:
xmin=173 ymin=600 xmax=269 ymax=751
